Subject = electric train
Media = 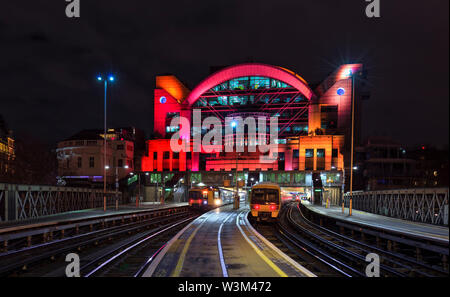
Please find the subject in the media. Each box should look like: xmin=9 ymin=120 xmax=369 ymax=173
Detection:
xmin=249 ymin=182 xmax=282 ymax=221
xmin=188 ymin=187 xmax=222 ymax=208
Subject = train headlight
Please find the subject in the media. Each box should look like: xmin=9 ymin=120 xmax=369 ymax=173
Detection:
xmin=203 ymin=200 xmax=208 ymax=205
xmin=214 ymin=199 xmax=221 ymax=205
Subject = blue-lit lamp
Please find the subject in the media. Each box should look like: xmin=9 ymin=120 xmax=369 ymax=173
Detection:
xmin=337 ymin=88 xmax=345 ymax=96
xmin=231 ymin=120 xmax=237 ymax=128
xmin=96 ymin=74 xmax=115 ymax=83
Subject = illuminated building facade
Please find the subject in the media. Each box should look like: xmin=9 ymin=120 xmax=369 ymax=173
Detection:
xmin=142 ymin=63 xmax=368 ymax=200
xmin=57 ymin=127 xmax=144 ymax=187
xmin=0 ymin=115 xmax=15 ymax=180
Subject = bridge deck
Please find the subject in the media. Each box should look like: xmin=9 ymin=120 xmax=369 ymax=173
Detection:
xmin=144 ymin=204 xmax=315 ymax=277
xmin=0 ymin=202 xmax=188 ymax=233
xmin=302 ymin=201 xmax=449 ymax=243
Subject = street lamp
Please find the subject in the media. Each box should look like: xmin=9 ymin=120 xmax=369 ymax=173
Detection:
xmin=106 ymin=163 xmax=128 ymax=211
xmin=349 ymin=69 xmax=355 ymax=216
xmin=97 ymin=73 xmax=115 ymax=212
xmin=231 ymin=120 xmax=240 ymax=209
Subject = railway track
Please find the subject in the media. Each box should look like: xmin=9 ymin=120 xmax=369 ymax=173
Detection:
xmin=0 ymin=209 xmax=199 ymax=276
xmin=81 ymin=216 xmax=195 ymax=277
xmin=267 ymin=202 xmax=448 ymax=277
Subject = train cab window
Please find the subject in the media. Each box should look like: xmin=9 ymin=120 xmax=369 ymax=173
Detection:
xmin=252 ymin=189 xmax=279 ymax=204
xmin=189 ymin=191 xmax=201 ymax=199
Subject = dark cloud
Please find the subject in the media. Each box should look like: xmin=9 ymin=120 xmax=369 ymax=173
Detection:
xmin=0 ymin=0 xmax=448 ymax=148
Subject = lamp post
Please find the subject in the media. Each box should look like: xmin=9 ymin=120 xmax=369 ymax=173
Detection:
xmin=97 ymin=74 xmax=115 ymax=212
xmin=231 ymin=120 xmax=240 ymax=210
xmin=114 ymin=164 xmax=129 ymax=210
xmin=349 ymin=69 xmax=355 ymax=216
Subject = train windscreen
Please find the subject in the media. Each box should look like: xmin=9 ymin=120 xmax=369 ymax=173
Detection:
xmin=189 ymin=191 xmax=202 ymax=199
xmin=252 ymin=189 xmax=279 ymax=204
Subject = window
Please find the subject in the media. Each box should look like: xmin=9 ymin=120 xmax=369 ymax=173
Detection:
xmin=293 ymin=149 xmax=299 ymax=158
xmin=173 ymin=152 xmax=179 ymax=159
xmin=332 ymin=149 xmax=338 ymax=158
xmin=305 ymin=149 xmax=314 ymax=170
xmin=89 ymin=157 xmax=94 ymax=168
xmin=153 ymin=152 xmax=158 ymax=159
xmin=316 ymin=149 xmax=325 ymax=170
xmin=117 ymin=144 xmax=124 ymax=150
xmin=163 ymin=152 xmax=170 ymax=159
xmin=321 ymin=105 xmax=338 ymax=129
xmin=77 ymin=157 xmax=82 ymax=168
xmin=251 ymin=189 xmax=279 ymax=204
xmin=118 ymin=159 xmax=123 ymax=167
xmin=317 ymin=149 xmax=325 ymax=158
xmin=127 ymin=145 xmax=133 ymax=151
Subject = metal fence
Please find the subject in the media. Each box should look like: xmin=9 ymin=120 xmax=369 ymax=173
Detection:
xmin=0 ymin=183 xmax=121 ymax=222
xmin=344 ymin=188 xmax=449 ymax=226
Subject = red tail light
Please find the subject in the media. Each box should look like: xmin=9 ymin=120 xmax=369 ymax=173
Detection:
xmin=253 ymin=204 xmax=260 ymax=210
xmin=189 ymin=199 xmax=193 ymax=204
xmin=270 ymin=205 xmax=278 ymax=211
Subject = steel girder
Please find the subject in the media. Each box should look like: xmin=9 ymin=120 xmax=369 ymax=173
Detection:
xmin=344 ymin=188 xmax=449 ymax=226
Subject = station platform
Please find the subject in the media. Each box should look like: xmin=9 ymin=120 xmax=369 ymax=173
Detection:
xmin=143 ymin=204 xmax=315 ymax=277
xmin=302 ymin=201 xmax=449 ymax=243
xmin=0 ymin=202 xmax=188 ymax=233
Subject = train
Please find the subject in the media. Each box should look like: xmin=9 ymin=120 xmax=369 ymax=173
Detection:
xmin=249 ymin=182 xmax=282 ymax=221
xmin=188 ymin=187 xmax=223 ymax=208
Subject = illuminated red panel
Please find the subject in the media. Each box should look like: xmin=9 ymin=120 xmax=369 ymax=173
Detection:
xmin=185 ymin=63 xmax=314 ymax=106
xmin=156 ymin=75 xmax=190 ymax=103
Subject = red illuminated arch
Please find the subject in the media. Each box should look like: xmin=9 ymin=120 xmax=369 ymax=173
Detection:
xmin=185 ymin=63 xmax=314 ymax=106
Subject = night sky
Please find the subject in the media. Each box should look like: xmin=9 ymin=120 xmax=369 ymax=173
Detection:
xmin=0 ymin=0 xmax=448 ymax=148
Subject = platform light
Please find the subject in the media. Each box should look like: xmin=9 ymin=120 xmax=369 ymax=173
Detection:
xmin=353 ymin=166 xmax=358 ymax=170
xmin=108 ymin=75 xmax=115 ymax=82
xmin=97 ymin=76 xmax=103 ymax=81
xmin=105 ymin=165 xmax=110 ymax=169
xmin=124 ymin=165 xmax=129 ymax=169
xmin=231 ymin=121 xmax=237 ymax=128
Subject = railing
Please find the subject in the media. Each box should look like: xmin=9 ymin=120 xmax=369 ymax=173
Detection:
xmin=0 ymin=183 xmax=120 ymax=222
xmin=344 ymin=188 xmax=449 ymax=226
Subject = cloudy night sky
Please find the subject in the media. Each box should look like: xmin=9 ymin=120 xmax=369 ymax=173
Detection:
xmin=0 ymin=0 xmax=448 ymax=148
